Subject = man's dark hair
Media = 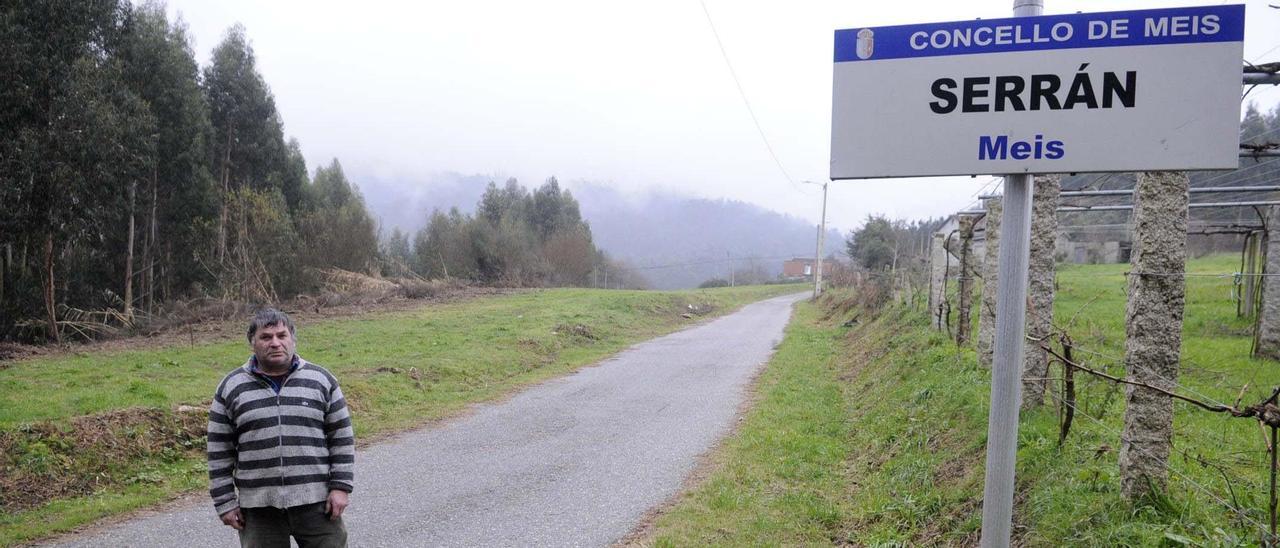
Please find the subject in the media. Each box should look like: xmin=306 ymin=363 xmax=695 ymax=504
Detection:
xmin=246 ymin=308 xmax=296 ymax=342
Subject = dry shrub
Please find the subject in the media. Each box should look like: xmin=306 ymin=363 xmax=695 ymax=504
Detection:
xmin=317 ymin=268 xmax=397 ymax=293
xmin=825 ymin=265 xmax=863 ymax=287
xmin=309 ymin=268 xmax=400 ymax=306
xmin=395 ymin=277 xmax=463 ymax=300
xmin=819 ymin=290 xmax=859 ymax=322
xmin=853 ymin=276 xmax=893 ymax=311
xmin=11 ymin=270 xmax=479 ymax=348
xmin=313 ymin=270 xmax=469 ymax=304
xmin=146 ymin=297 xmax=256 ymax=333
xmin=0 ymin=406 xmax=207 ymax=512
xmin=820 ymin=275 xmax=891 ymax=321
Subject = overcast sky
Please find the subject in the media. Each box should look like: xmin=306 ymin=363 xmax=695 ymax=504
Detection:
xmin=162 ymin=0 xmax=1280 ymax=234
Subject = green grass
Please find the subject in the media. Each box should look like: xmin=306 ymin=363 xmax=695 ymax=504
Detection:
xmin=643 ymin=254 xmax=1278 ymax=546
xmin=1022 ymin=253 xmax=1271 ymax=547
xmin=647 ymin=301 xmax=850 ymax=546
xmin=0 ymin=284 xmax=803 ymax=545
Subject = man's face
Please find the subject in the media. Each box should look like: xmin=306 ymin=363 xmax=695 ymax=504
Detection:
xmin=251 ymin=323 xmax=296 ymax=371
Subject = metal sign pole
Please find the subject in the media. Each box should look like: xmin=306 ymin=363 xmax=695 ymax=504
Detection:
xmin=979 ymin=173 xmax=1033 ymax=546
xmin=979 ymin=2 xmax=1042 ymax=546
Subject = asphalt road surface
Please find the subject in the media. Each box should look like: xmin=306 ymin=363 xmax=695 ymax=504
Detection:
xmin=49 ymin=292 xmax=807 ymax=547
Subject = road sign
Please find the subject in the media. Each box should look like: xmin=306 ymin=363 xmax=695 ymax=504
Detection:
xmin=830 ymin=5 xmax=1245 ymax=179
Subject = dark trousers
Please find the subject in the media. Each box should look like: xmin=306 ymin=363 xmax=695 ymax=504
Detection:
xmin=239 ymin=502 xmax=347 ymax=548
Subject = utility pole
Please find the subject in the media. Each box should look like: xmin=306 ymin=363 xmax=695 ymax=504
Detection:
xmin=817 ymin=181 xmax=828 ymax=296
xmin=728 ymin=251 xmax=735 ymax=287
xmin=805 ymin=181 xmax=830 ymax=298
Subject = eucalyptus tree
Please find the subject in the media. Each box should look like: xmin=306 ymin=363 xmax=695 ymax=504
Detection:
xmin=202 ymin=24 xmax=290 ymax=264
xmin=117 ymin=2 xmax=216 ymax=313
xmin=298 ymin=159 xmax=379 ymax=275
xmin=0 ymin=0 xmax=152 ymax=340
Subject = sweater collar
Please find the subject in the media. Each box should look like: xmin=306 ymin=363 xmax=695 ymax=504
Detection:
xmin=245 ymin=354 xmax=302 ymax=377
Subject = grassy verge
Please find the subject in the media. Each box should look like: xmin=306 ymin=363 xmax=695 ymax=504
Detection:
xmin=643 ymin=300 xmax=850 ymax=546
xmin=0 ymin=284 xmax=802 ymax=545
xmin=643 ymin=254 xmax=1277 ymax=546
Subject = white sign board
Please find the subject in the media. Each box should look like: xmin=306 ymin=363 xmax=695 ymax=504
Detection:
xmin=830 ymin=5 xmax=1245 ymax=179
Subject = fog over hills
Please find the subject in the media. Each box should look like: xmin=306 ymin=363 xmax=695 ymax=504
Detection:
xmin=356 ymin=172 xmax=843 ymax=289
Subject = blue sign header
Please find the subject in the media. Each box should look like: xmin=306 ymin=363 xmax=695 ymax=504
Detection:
xmin=834 ymin=4 xmax=1244 ymax=63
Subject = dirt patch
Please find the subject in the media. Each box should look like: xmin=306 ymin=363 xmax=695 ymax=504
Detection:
xmin=905 ymin=439 xmax=985 ymax=546
xmin=367 ymin=365 xmax=438 ymax=390
xmin=931 ymin=440 xmax=982 ymax=485
xmin=0 ymin=342 xmax=40 ymax=363
xmin=553 ymin=323 xmax=598 ymax=341
xmin=0 ymin=406 xmax=206 ymax=513
xmin=910 ymin=495 xmax=982 ymax=547
xmin=668 ymin=297 xmax=716 ymax=319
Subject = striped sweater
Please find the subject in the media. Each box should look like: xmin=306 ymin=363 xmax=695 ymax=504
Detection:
xmin=207 ymin=356 xmax=355 ymax=515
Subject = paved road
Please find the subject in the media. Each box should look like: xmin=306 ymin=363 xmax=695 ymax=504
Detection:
xmin=50 ymin=292 xmax=807 ymax=547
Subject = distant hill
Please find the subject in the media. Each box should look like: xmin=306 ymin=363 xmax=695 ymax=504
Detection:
xmin=355 ymin=173 xmax=842 ymax=289
xmin=358 ymin=171 xmax=491 ymax=235
xmin=571 ymin=184 xmax=842 ymax=289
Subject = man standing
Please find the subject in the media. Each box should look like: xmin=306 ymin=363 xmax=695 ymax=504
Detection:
xmin=208 ymin=308 xmax=355 ymax=547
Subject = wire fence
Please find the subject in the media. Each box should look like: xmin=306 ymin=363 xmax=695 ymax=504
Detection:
xmin=917 ymin=256 xmax=1280 ymax=542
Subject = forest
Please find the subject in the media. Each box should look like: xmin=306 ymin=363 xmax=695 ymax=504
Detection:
xmin=0 ymin=1 xmax=624 ymax=343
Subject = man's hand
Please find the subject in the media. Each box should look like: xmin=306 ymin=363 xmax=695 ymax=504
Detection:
xmin=325 ymin=489 xmax=349 ymax=521
xmin=219 ymin=508 xmax=244 ymax=530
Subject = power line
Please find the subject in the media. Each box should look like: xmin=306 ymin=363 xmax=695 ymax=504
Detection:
xmin=1243 ymin=124 xmax=1280 ymax=145
xmin=970 ymin=177 xmax=1003 ymax=200
xmin=697 ymin=0 xmax=809 ymax=195
xmin=1253 ymin=45 xmax=1280 ymax=65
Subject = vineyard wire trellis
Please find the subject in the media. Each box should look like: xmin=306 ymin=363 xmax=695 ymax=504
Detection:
xmin=1044 ymin=337 xmax=1280 ymax=544
xmin=1011 ymin=277 xmax=1280 ymax=541
xmin=934 ymin=253 xmax=1280 ymax=538
xmin=854 ymin=206 xmax=1280 ymax=540
xmin=1056 ymin=393 xmax=1274 ymax=543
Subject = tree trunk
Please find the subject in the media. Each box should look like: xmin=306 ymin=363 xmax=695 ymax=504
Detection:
xmin=1 ymin=242 xmax=9 ymax=302
xmin=43 ymin=233 xmax=59 ymax=343
xmin=124 ymin=181 xmax=136 ymax=319
xmin=217 ymin=132 xmax=232 ymax=264
xmin=162 ymin=249 xmax=170 ymax=302
xmin=145 ymin=168 xmax=157 ymax=313
xmin=1119 ymin=171 xmax=1188 ymax=500
xmin=1022 ymin=174 xmax=1061 ymax=408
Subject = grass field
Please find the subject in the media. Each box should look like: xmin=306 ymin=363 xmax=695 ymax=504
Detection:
xmin=0 ymin=284 xmax=803 ymax=545
xmin=642 ymin=254 xmax=1279 ymax=546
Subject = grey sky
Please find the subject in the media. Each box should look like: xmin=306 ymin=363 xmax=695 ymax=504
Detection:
xmin=163 ymin=0 xmax=1280 ymax=234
